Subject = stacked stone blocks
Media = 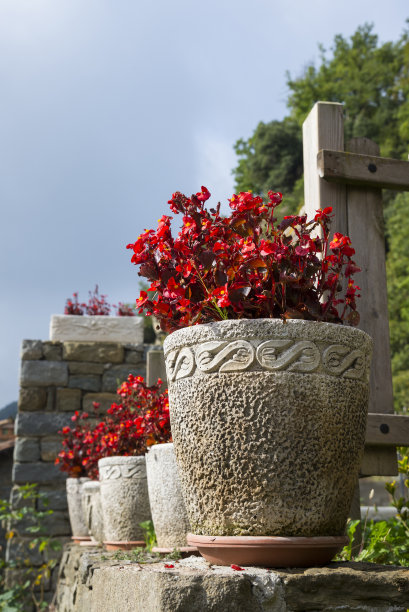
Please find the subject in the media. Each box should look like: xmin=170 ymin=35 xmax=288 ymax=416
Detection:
xmin=8 ymin=338 xmax=148 ymax=603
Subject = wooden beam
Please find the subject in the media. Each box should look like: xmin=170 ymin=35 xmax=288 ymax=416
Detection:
xmin=302 ymin=102 xmax=347 ymax=233
xmin=365 ymin=413 xmax=409 ymax=446
xmin=318 ymin=148 xmax=409 ymax=191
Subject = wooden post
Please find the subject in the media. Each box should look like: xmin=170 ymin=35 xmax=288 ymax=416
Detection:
xmin=345 ymin=138 xmax=396 ymax=476
xmin=302 ymin=102 xmax=347 ymax=230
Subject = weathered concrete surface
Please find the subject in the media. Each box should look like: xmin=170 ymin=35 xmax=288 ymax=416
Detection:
xmin=164 ymin=319 xmax=372 ymax=538
xmin=50 ymin=315 xmax=144 ymax=344
xmin=54 ymin=544 xmax=409 ymax=612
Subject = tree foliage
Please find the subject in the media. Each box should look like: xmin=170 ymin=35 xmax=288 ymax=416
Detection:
xmin=232 ymin=21 xmax=409 ymax=411
xmin=386 ymin=193 xmax=409 ymax=412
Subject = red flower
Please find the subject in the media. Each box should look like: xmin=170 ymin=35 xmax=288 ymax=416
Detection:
xmin=127 ymin=187 xmax=361 ymax=329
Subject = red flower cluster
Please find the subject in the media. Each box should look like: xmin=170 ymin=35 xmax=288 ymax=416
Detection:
xmin=127 ymin=188 xmax=361 ymax=331
xmin=55 ymin=376 xmax=170 ymax=479
xmin=64 ymin=285 xmax=135 ymax=317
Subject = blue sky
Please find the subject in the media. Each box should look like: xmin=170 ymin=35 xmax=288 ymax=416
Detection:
xmin=1 ymin=0 xmax=407 ymax=405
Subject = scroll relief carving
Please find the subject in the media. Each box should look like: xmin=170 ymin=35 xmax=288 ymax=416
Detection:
xmin=256 ymin=340 xmax=320 ymax=372
xmin=165 ymin=339 xmax=366 ymax=381
xmin=166 ymin=347 xmax=195 ymax=382
xmin=196 ymin=341 xmax=255 ymax=373
xmin=322 ymin=344 xmax=365 ymax=380
xmin=99 ymin=465 xmax=146 ymax=481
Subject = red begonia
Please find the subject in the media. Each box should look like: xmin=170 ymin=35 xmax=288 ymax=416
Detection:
xmin=127 ymin=188 xmax=361 ymax=331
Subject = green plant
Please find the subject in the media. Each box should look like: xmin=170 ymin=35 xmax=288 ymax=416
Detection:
xmin=166 ymin=548 xmax=182 ymax=561
xmin=337 ymin=452 xmax=409 ymax=566
xmin=139 ymin=520 xmax=157 ymax=552
xmin=337 ymin=518 xmax=409 ymax=566
xmin=0 ymin=484 xmax=62 ymax=612
xmin=385 ymin=446 xmax=409 ymax=533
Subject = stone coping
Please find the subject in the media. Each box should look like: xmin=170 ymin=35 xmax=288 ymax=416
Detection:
xmin=50 ymin=315 xmax=144 ymax=344
xmin=53 ymin=544 xmax=409 ymax=612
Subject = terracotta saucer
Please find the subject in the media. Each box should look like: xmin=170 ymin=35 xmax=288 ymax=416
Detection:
xmin=186 ymin=533 xmax=349 ymax=567
xmin=103 ymin=541 xmax=146 ymax=551
xmin=71 ymin=536 xmax=92 ymax=545
xmin=152 ymin=546 xmax=200 ymax=556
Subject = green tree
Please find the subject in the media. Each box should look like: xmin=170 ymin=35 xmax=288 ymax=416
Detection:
xmin=232 ymin=21 xmax=409 ymax=412
xmin=287 ymin=24 xmax=408 ymax=159
xmin=233 ymin=23 xmax=409 ymax=197
xmin=386 ymin=193 xmax=409 ymax=412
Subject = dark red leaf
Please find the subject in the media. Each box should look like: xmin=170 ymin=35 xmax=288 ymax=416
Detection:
xmin=215 ymin=268 xmax=228 ymax=287
xmin=198 ymin=250 xmax=215 ymax=271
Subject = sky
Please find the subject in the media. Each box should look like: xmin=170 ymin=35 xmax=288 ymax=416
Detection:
xmin=0 ymin=0 xmax=407 ymax=406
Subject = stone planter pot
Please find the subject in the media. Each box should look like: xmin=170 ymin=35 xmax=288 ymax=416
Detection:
xmin=82 ymin=481 xmax=104 ymax=544
xmin=146 ymin=443 xmax=193 ymax=552
xmin=164 ymin=319 xmax=372 ymax=566
xmin=66 ymin=477 xmax=91 ymax=543
xmin=99 ymin=456 xmax=151 ymax=550
xmin=49 ymin=314 xmax=143 ymax=343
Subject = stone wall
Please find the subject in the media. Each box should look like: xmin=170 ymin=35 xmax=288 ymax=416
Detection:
xmin=0 ymin=446 xmax=14 ymax=557
xmin=54 ymin=544 xmax=409 ymax=612
xmin=7 ymin=338 xmax=148 ymax=605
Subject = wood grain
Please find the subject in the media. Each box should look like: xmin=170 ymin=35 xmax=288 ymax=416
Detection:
xmin=318 ymin=148 xmax=409 ymax=191
xmin=365 ymin=413 xmax=409 ymax=446
xmin=346 ymin=138 xmax=397 ymax=475
xmin=302 ymin=102 xmax=347 ymax=235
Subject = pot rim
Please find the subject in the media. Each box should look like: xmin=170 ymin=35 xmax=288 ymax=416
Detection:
xmin=98 ymin=455 xmax=145 ymax=468
xmin=163 ymin=318 xmax=372 ymax=357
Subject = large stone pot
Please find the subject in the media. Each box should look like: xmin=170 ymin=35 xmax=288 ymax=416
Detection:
xmin=164 ymin=319 xmax=372 ymax=566
xmin=82 ymin=480 xmax=104 ymax=544
xmin=99 ymin=456 xmax=152 ymax=550
xmin=146 ymin=442 xmax=192 ymax=552
xmin=66 ymin=477 xmax=91 ymax=543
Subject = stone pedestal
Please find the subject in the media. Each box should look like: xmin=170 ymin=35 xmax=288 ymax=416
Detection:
xmin=54 ymin=544 xmax=409 ymax=612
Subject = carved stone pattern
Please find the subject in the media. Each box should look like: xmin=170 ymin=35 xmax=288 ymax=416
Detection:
xmin=196 ymin=341 xmax=255 ymax=373
xmin=166 ymin=347 xmax=195 ymax=382
xmin=256 ymin=340 xmax=320 ymax=372
xmin=99 ymin=464 xmax=146 ymax=481
xmin=165 ymin=339 xmax=366 ymax=381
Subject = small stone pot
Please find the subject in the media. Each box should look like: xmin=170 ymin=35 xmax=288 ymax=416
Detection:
xmin=66 ymin=477 xmax=90 ymax=542
xmin=99 ymin=456 xmax=151 ymax=549
xmin=146 ymin=443 xmax=191 ymax=550
xmin=82 ymin=481 xmax=104 ymax=544
xmin=164 ymin=319 xmax=372 ymax=566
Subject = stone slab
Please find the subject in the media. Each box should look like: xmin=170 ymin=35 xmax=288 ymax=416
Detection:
xmin=124 ymin=346 xmax=146 ymax=364
xmin=38 ymin=486 xmax=68 ymax=511
xmin=102 ymin=365 xmax=145 ymax=392
xmin=13 ymin=437 xmax=41 ymax=462
xmin=50 ymin=315 xmax=144 ymax=344
xmin=56 ymin=388 xmax=82 ymax=412
xmin=13 ymin=461 xmax=66 ymax=484
xmin=43 ymin=341 xmax=63 ymax=361
xmin=18 ymin=387 xmax=47 ymax=411
xmin=20 ymin=360 xmax=68 ymax=387
xmin=68 ymin=374 xmax=101 ymax=392
xmin=68 ymin=362 xmax=108 ymax=375
xmin=54 ymin=545 xmax=409 ymax=612
xmin=40 ymin=436 xmax=62 ymax=462
xmin=82 ymin=393 xmax=118 ymax=414
xmin=15 ymin=411 xmax=75 ymax=436
xmin=62 ymin=342 xmax=124 ymax=364
xmin=21 ymin=339 xmax=43 ymax=360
